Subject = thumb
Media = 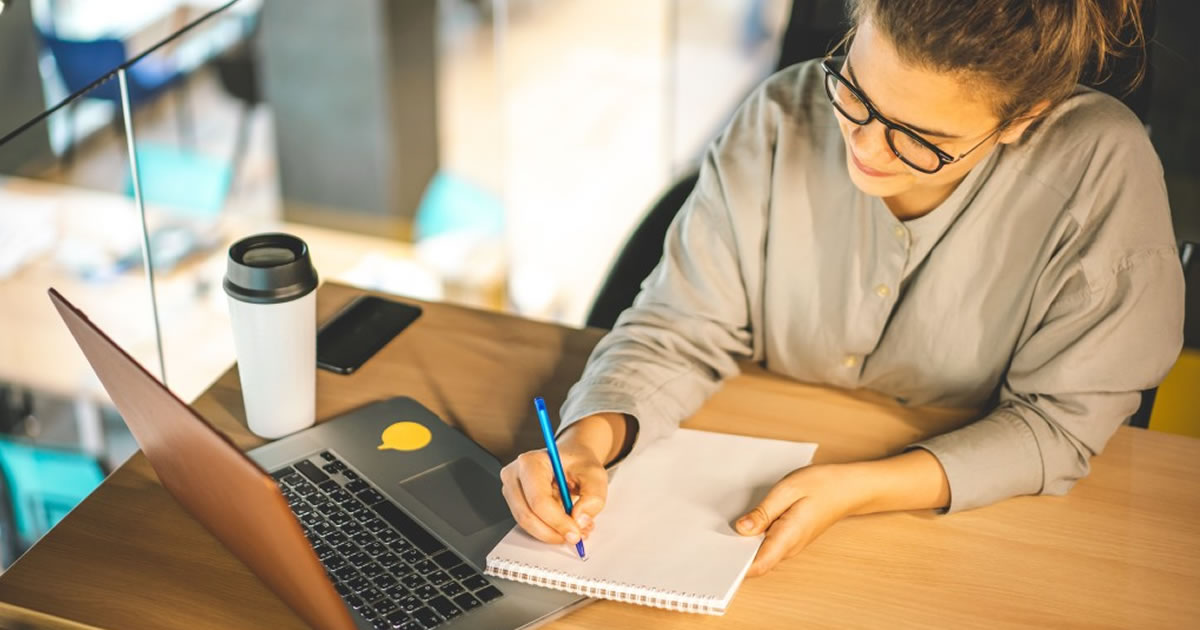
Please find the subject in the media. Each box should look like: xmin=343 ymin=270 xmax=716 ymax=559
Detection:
xmin=737 ymin=483 xmax=799 ymax=536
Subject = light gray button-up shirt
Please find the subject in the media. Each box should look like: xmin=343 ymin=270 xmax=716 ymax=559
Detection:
xmin=559 ymin=59 xmax=1185 ymax=513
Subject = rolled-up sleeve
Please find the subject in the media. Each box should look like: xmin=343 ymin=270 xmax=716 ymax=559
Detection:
xmin=915 ymin=246 xmax=1185 ymax=512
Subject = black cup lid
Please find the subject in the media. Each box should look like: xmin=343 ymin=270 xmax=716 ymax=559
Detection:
xmin=224 ymin=233 xmax=319 ymax=304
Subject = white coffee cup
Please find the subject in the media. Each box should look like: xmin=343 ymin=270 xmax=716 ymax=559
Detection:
xmin=223 ymin=233 xmax=319 ymax=438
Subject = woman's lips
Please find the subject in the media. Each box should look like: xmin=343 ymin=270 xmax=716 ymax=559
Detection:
xmin=850 ymin=149 xmax=895 ymax=178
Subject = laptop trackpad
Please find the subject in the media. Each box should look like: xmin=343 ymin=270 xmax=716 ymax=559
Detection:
xmin=400 ymin=457 xmax=510 ymax=537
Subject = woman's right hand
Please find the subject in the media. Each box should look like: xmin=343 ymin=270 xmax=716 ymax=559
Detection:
xmin=499 ymin=413 xmax=625 ymax=545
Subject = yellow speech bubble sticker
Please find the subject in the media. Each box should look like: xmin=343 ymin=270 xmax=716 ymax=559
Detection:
xmin=378 ymin=421 xmax=432 ymax=452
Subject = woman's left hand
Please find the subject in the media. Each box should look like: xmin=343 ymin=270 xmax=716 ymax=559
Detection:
xmin=735 ymin=464 xmax=865 ymax=576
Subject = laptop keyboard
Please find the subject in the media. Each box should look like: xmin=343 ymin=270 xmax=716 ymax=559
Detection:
xmin=271 ymin=451 xmax=503 ymax=629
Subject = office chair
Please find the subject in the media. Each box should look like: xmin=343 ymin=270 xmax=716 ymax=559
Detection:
xmin=40 ymin=34 xmax=192 ymax=163
xmin=586 ymin=1 xmax=1159 ymax=330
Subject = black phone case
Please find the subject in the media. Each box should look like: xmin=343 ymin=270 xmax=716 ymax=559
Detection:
xmin=316 ymin=295 xmax=422 ymax=374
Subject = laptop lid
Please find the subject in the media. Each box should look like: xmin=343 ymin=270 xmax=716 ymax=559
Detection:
xmin=49 ymin=288 xmax=355 ymax=630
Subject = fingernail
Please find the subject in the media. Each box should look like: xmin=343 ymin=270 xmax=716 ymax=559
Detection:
xmin=575 ymin=513 xmax=591 ymax=529
xmin=737 ymin=517 xmax=753 ymax=532
xmin=565 ymin=531 xmax=580 ymax=544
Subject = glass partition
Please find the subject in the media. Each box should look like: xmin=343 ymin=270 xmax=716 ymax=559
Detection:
xmin=0 ymin=5 xmax=154 ymax=565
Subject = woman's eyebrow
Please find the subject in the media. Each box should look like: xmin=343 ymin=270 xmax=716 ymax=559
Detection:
xmin=844 ymin=58 xmax=963 ymax=139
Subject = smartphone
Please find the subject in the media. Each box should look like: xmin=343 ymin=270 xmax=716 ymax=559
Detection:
xmin=316 ymin=295 xmax=422 ymax=374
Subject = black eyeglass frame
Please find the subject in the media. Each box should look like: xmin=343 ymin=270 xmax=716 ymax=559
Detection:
xmin=820 ymin=57 xmax=1007 ymax=175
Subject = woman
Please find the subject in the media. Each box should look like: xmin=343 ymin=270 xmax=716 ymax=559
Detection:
xmin=500 ymin=0 xmax=1184 ymax=576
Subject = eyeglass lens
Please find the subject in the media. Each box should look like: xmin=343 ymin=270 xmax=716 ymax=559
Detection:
xmin=824 ymin=72 xmax=942 ymax=173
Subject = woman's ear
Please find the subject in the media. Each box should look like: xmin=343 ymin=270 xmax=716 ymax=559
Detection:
xmin=996 ymin=100 xmax=1052 ymax=144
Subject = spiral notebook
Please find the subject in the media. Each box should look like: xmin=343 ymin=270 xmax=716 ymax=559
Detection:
xmin=485 ymin=429 xmax=818 ymax=615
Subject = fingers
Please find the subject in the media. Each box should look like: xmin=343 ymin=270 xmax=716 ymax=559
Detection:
xmin=746 ymin=500 xmax=812 ymax=577
xmin=500 ymin=462 xmax=565 ymax=544
xmin=736 ymin=479 xmax=801 ymax=536
xmin=569 ymin=461 xmax=609 ymax=529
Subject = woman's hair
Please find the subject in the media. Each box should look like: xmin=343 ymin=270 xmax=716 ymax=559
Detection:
xmin=846 ymin=0 xmax=1149 ymax=121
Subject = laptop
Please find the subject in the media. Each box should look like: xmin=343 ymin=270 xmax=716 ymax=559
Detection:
xmin=49 ymin=289 xmax=584 ymax=630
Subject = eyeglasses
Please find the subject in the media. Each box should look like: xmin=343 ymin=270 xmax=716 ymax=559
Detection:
xmin=820 ymin=57 xmax=1005 ymax=175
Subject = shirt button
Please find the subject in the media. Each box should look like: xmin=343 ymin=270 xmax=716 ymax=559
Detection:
xmin=875 ymin=284 xmax=891 ymax=298
xmin=843 ymin=355 xmax=858 ymax=368
xmin=893 ymin=225 xmax=907 ymax=240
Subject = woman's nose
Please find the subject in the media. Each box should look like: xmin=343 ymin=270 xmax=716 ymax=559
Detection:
xmin=850 ymin=119 xmax=895 ymax=165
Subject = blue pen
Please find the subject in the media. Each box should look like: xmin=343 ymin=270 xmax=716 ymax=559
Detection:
xmin=533 ymin=397 xmax=587 ymax=560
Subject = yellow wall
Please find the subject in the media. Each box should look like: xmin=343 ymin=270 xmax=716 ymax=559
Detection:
xmin=1150 ymin=348 xmax=1200 ymax=438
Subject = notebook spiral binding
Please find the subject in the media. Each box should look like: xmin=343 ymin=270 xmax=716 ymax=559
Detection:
xmin=485 ymin=558 xmax=724 ymax=615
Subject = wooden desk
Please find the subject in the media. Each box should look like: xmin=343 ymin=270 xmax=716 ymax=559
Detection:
xmin=1 ymin=283 xmax=1198 ymax=628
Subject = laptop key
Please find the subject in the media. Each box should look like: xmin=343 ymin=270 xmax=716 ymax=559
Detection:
xmin=412 ymin=607 xmax=441 ymax=629
xmin=359 ymin=586 xmax=383 ymax=603
xmin=439 ymin=582 xmax=464 ymax=597
xmin=377 ymin=529 xmax=400 ymax=543
xmin=428 ymin=596 xmax=461 ymax=620
xmin=413 ymin=560 xmax=437 ymax=575
xmin=295 ymin=460 xmax=330 ymax=484
xmin=345 ymin=595 xmax=366 ymax=610
xmin=414 ymin=584 xmax=438 ymax=600
xmin=385 ymin=611 xmax=413 ymax=629
xmin=342 ymin=469 xmax=361 ymax=482
xmin=347 ymin=551 xmax=370 ymax=566
xmin=335 ymin=582 xmax=352 ymax=597
xmin=361 ymin=563 xmax=386 ymax=579
xmin=388 ymin=539 xmax=413 ymax=553
xmin=325 ymin=531 xmax=348 ymax=546
xmin=319 ymin=479 xmax=340 ymax=493
xmin=320 ymin=451 xmax=337 ymax=462
xmin=364 ymin=541 xmax=388 ymax=557
xmin=426 ymin=571 xmax=450 ymax=587
xmin=448 ymin=564 xmax=476 ymax=580
xmin=373 ymin=599 xmax=399 ymax=615
xmin=346 ymin=576 xmax=369 ymax=593
xmin=329 ymin=489 xmax=352 ymax=503
xmin=334 ymin=566 xmax=359 ymax=581
xmin=365 ymin=518 xmax=390 ymax=535
xmin=296 ymin=484 xmax=318 ymax=498
xmin=346 ymin=479 xmax=370 ymax=494
xmin=385 ymin=583 xmax=410 ymax=599
xmin=358 ymin=489 xmax=386 ymax=506
xmin=378 ymin=553 xmax=402 ymax=568
xmin=270 ymin=467 xmax=294 ymax=481
xmin=301 ymin=512 xmax=322 ymax=527
xmin=431 ymin=551 xmax=461 ymax=570
xmin=372 ymin=502 xmax=445 ymax=554
xmin=401 ymin=574 xmax=426 ymax=589
xmin=452 ymin=592 xmax=481 ymax=612
xmin=351 ymin=507 xmax=375 ymax=522
xmin=398 ymin=595 xmax=423 ymax=613
xmin=314 ymin=543 xmax=336 ymax=560
xmin=324 ymin=555 xmax=347 ymax=571
xmin=344 ymin=521 xmax=365 ymax=535
xmin=352 ymin=531 xmax=375 ymax=546
xmin=475 ymin=585 xmax=503 ymax=603
xmin=372 ymin=574 xmax=399 ymax=589
xmin=313 ymin=522 xmax=334 ymax=537
xmin=401 ymin=549 xmax=423 ymax=564
xmin=328 ymin=511 xmax=353 ymax=527
xmin=461 ymin=575 xmax=489 ymax=591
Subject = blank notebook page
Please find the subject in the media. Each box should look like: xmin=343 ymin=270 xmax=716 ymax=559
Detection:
xmin=485 ymin=429 xmax=817 ymax=615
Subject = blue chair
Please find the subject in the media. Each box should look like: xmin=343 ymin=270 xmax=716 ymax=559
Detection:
xmin=40 ymin=33 xmax=192 ymax=161
xmin=0 ymin=439 xmax=104 ymax=566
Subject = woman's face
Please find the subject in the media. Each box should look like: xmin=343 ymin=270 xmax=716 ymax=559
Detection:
xmin=834 ymin=18 xmax=1032 ymax=200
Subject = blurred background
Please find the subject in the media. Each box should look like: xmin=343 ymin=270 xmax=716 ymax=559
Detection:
xmin=0 ymin=0 xmax=1195 ymax=570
